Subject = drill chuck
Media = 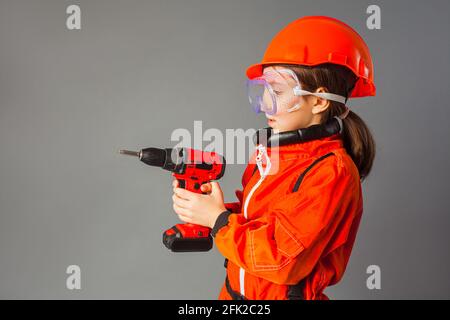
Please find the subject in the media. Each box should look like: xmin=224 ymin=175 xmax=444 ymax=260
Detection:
xmin=139 ymin=147 xmax=167 ymax=167
xmin=120 ymin=147 xmax=183 ymax=172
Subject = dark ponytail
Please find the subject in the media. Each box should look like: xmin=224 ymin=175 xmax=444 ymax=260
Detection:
xmin=274 ymin=63 xmax=376 ymax=181
xmin=337 ymin=109 xmax=376 ymax=181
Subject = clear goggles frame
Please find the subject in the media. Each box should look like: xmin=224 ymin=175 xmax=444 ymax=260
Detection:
xmin=246 ymin=68 xmax=347 ymax=115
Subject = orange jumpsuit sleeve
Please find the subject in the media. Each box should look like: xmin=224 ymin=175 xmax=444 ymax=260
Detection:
xmin=212 ymin=159 xmax=358 ymax=285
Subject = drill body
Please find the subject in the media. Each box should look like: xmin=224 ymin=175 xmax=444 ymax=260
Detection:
xmin=122 ymin=147 xmax=226 ymax=252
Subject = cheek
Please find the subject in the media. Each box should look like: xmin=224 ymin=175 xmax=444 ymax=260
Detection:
xmin=301 ymin=96 xmax=315 ymax=112
xmin=282 ymin=112 xmax=303 ymax=126
xmin=273 ymin=112 xmax=294 ymax=126
xmin=274 ymin=107 xmax=310 ymax=130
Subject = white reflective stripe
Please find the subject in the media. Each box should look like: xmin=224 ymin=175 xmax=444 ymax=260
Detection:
xmin=239 ymin=268 xmax=246 ymax=297
xmin=293 ymin=87 xmax=346 ymax=104
xmin=239 ymin=145 xmax=271 ymax=297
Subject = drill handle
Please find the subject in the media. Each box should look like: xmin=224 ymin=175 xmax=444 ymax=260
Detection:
xmin=173 ymin=175 xmax=208 ymax=194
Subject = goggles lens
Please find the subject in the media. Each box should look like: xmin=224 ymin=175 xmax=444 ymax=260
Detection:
xmin=246 ymin=69 xmax=302 ymax=115
xmin=247 ymin=79 xmax=276 ymax=114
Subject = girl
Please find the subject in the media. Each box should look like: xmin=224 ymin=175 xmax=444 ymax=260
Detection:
xmin=172 ymin=16 xmax=376 ymax=300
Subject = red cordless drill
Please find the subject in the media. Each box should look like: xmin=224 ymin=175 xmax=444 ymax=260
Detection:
xmin=119 ymin=147 xmax=226 ymax=252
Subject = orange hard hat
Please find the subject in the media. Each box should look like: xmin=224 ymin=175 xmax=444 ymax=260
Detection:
xmin=246 ymin=16 xmax=376 ymax=98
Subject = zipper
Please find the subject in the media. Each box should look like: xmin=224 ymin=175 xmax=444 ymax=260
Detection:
xmin=239 ymin=144 xmax=271 ymax=297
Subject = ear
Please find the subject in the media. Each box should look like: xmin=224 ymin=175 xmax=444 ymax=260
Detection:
xmin=311 ymin=87 xmax=331 ymax=115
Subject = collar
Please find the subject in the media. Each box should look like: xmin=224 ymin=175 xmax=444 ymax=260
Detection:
xmin=252 ymin=116 xmax=345 ymax=161
xmin=253 ymin=116 xmax=343 ymax=147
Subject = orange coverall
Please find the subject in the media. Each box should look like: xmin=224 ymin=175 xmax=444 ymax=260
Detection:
xmin=212 ymin=133 xmax=363 ymax=300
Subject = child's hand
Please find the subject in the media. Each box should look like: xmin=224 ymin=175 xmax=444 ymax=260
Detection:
xmin=172 ymin=179 xmax=227 ymax=229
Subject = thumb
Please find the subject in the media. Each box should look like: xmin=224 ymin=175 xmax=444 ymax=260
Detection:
xmin=200 ymin=182 xmax=212 ymax=193
xmin=210 ymin=181 xmax=223 ymax=197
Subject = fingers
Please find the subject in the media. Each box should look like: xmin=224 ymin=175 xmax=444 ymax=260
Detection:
xmin=177 ymin=214 xmax=193 ymax=223
xmin=172 ymin=193 xmax=190 ymax=209
xmin=172 ymin=203 xmax=193 ymax=223
xmin=173 ymin=186 xmax=195 ymax=200
xmin=172 ymin=182 xmax=195 ymax=222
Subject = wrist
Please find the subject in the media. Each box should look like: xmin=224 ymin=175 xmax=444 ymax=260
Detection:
xmin=210 ymin=207 xmax=227 ymax=229
xmin=211 ymin=210 xmax=232 ymax=237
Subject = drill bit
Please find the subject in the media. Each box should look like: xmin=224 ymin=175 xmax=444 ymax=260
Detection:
xmin=119 ymin=149 xmax=140 ymax=158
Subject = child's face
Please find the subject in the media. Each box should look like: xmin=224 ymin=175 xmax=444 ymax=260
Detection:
xmin=262 ymin=66 xmax=326 ymax=134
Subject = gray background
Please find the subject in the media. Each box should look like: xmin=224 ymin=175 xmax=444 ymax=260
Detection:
xmin=0 ymin=0 xmax=449 ymax=299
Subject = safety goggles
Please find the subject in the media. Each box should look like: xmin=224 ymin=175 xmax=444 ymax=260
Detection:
xmin=246 ymin=68 xmax=347 ymax=116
